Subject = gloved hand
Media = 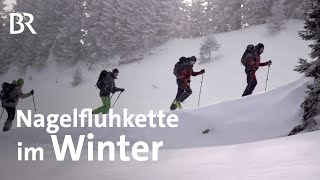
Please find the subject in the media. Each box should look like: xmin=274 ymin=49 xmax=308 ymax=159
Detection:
xmin=119 ymin=88 xmax=125 ymax=92
xmin=200 ymin=69 xmax=205 ymax=74
xmin=268 ymin=60 xmax=272 ymax=66
xmin=30 ymin=90 xmax=34 ymax=95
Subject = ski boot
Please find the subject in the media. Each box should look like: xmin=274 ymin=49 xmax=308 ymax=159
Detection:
xmin=3 ymin=121 xmax=13 ymax=132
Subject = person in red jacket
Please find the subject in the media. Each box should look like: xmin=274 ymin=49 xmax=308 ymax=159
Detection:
xmin=242 ymin=43 xmax=272 ymax=97
xmin=170 ymin=56 xmax=205 ymax=110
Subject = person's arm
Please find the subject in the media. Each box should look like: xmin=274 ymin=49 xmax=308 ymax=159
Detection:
xmin=19 ymin=91 xmax=32 ymax=99
xmin=192 ymin=69 xmax=205 ymax=76
xmin=10 ymin=87 xmax=31 ymax=99
xmin=191 ymin=71 xmax=201 ymax=76
xmin=109 ymin=79 xmax=124 ymax=93
xmin=259 ymin=62 xmax=269 ymax=66
xmin=259 ymin=60 xmax=272 ymax=67
xmin=114 ymin=87 xmax=125 ymax=92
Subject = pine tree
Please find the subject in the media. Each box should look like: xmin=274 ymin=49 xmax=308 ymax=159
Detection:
xmin=266 ymin=0 xmax=286 ymax=33
xmin=83 ymin=0 xmax=180 ymax=63
xmin=205 ymin=0 xmax=244 ymax=33
xmin=301 ymin=79 xmax=320 ymax=120
xmin=71 ymin=67 xmax=83 ymax=87
xmin=0 ymin=0 xmax=11 ymax=74
xmin=188 ymin=0 xmax=208 ymax=37
xmin=177 ymin=0 xmax=192 ymax=37
xmin=283 ymin=0 xmax=310 ymax=19
xmin=52 ymin=0 xmax=85 ymax=66
xmin=199 ymin=36 xmax=221 ymax=63
xmin=11 ymin=0 xmax=82 ymax=71
xmin=243 ymin=0 xmax=273 ymax=26
xmin=204 ymin=0 xmax=225 ymax=33
xmin=295 ymin=0 xmax=320 ymax=124
xmin=152 ymin=0 xmax=179 ymax=43
xmin=294 ymin=58 xmax=311 ymax=74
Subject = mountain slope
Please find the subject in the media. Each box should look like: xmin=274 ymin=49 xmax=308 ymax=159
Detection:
xmin=0 ymin=77 xmax=318 ymax=180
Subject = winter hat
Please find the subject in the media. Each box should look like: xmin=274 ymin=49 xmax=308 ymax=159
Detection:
xmin=112 ymin=68 xmax=119 ymax=74
xmin=17 ymin=78 xmax=24 ymax=86
xmin=256 ymin=43 xmax=264 ymax=49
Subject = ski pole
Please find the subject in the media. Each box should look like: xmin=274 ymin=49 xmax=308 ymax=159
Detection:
xmin=112 ymin=92 xmax=123 ymax=108
xmin=0 ymin=108 xmax=4 ymax=121
xmin=265 ymin=65 xmax=270 ymax=91
xmin=32 ymin=95 xmax=37 ymax=113
xmin=111 ymin=93 xmax=114 ymax=99
xmin=198 ymin=74 xmax=204 ymax=107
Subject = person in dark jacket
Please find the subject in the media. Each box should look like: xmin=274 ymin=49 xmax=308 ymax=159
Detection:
xmin=93 ymin=68 xmax=125 ymax=114
xmin=1 ymin=78 xmax=34 ymax=132
xmin=242 ymin=43 xmax=272 ymax=97
xmin=170 ymin=56 xmax=205 ymax=110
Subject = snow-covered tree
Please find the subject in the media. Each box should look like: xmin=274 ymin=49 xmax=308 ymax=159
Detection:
xmin=152 ymin=0 xmax=179 ymax=42
xmin=187 ymin=0 xmax=208 ymax=37
xmin=176 ymin=0 xmax=192 ymax=37
xmin=292 ymin=0 xmax=320 ymax=134
xmin=71 ymin=67 xmax=83 ymax=87
xmin=83 ymin=0 xmax=181 ymax=62
xmin=301 ymin=79 xmax=320 ymax=120
xmin=283 ymin=0 xmax=310 ymax=19
xmin=199 ymin=36 xmax=221 ymax=63
xmin=52 ymin=0 xmax=85 ymax=66
xmin=205 ymin=0 xmax=244 ymax=33
xmin=0 ymin=0 xmax=11 ymax=74
xmin=243 ymin=0 xmax=274 ymax=26
xmin=9 ymin=0 xmax=82 ymax=71
xmin=266 ymin=0 xmax=286 ymax=33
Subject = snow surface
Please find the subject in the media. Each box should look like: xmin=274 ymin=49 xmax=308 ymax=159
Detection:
xmin=0 ymin=20 xmax=319 ymax=180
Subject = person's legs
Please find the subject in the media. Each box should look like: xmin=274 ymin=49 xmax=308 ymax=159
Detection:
xmin=242 ymin=71 xmax=257 ymax=97
xmin=177 ymin=85 xmax=192 ymax=103
xmin=92 ymin=96 xmax=111 ymax=114
xmin=3 ymin=107 xmax=16 ymax=132
xmin=171 ymin=80 xmax=185 ymax=110
xmin=175 ymin=85 xmax=184 ymax=100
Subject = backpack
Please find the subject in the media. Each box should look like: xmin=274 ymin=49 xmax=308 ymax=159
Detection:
xmin=241 ymin=44 xmax=255 ymax=67
xmin=0 ymin=82 xmax=17 ymax=101
xmin=96 ymin=70 xmax=110 ymax=89
xmin=173 ymin=57 xmax=188 ymax=78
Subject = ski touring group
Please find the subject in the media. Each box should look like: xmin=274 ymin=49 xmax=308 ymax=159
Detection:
xmin=0 ymin=43 xmax=272 ymax=132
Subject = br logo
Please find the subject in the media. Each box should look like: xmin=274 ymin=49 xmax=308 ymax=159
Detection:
xmin=10 ymin=13 xmax=37 ymax=34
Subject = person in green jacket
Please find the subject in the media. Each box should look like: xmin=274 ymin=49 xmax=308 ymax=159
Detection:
xmin=93 ymin=69 xmax=125 ymax=114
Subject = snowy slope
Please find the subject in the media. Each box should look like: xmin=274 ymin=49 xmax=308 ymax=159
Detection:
xmin=0 ymin=76 xmax=310 ymax=148
xmin=0 ymin=77 xmax=318 ymax=180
